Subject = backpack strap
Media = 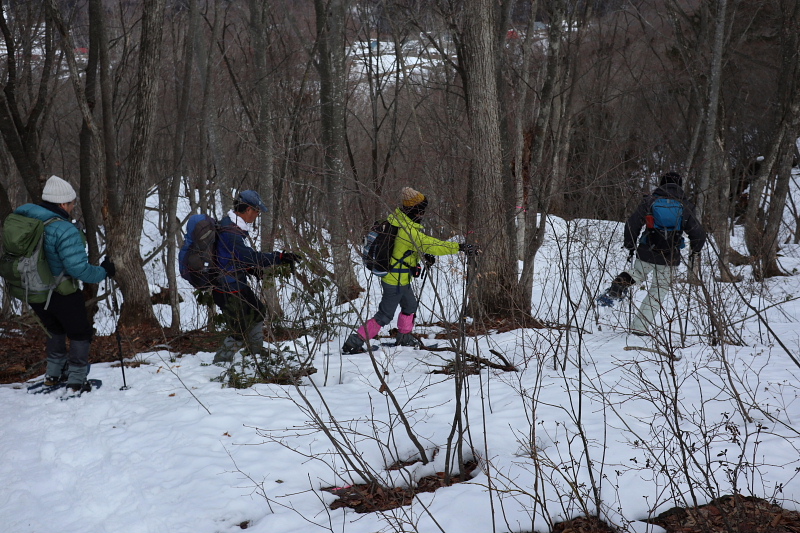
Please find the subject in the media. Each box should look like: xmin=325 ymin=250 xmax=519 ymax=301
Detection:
xmin=390 ymin=250 xmax=414 ymax=273
xmin=42 ymin=217 xmax=71 ymax=309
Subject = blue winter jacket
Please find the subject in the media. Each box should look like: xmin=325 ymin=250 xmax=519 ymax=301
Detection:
xmin=15 ymin=203 xmax=107 ymax=285
xmin=213 ymin=215 xmax=284 ymax=293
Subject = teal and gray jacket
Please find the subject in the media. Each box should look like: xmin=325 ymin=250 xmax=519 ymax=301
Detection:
xmin=14 ymin=203 xmax=107 ymax=285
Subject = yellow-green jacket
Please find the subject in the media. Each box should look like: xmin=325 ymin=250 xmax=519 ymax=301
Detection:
xmin=384 ymin=208 xmax=460 ymax=286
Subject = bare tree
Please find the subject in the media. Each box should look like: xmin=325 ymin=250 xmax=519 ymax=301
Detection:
xmin=742 ymin=0 xmax=800 ymax=279
xmin=454 ymin=0 xmax=525 ymax=319
xmin=164 ymin=0 xmax=200 ymax=330
xmin=314 ymin=0 xmax=362 ymax=304
xmin=0 ymin=2 xmax=56 ymax=203
xmin=105 ymin=0 xmax=166 ymax=327
xmin=518 ymin=0 xmax=571 ymax=313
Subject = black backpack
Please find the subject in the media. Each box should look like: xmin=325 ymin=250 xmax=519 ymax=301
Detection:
xmin=178 ymin=214 xmax=219 ymax=289
xmin=640 ymin=197 xmax=685 ymax=252
xmin=362 ymin=220 xmax=398 ymax=277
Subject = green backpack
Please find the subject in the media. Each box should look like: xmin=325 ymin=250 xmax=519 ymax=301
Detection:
xmin=0 ymin=213 xmax=77 ymax=306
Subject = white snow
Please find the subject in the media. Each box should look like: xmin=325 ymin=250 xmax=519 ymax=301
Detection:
xmin=2 ymin=177 xmax=800 ymax=532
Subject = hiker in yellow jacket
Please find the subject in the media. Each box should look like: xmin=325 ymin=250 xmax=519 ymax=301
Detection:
xmin=342 ymin=187 xmax=480 ymax=353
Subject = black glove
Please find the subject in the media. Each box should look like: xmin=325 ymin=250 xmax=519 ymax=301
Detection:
xmin=459 ymin=243 xmax=481 ymax=256
xmin=626 ymin=247 xmax=635 ymax=262
xmin=100 ymin=257 xmax=116 ymax=278
xmin=277 ymin=252 xmax=301 ymax=266
xmin=423 ymin=254 xmax=436 ymax=267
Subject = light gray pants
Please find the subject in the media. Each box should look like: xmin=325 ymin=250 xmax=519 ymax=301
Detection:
xmin=629 ymin=259 xmax=674 ymax=334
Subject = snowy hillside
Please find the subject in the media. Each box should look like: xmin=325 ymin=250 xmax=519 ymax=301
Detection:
xmin=2 ymin=179 xmax=800 ymax=533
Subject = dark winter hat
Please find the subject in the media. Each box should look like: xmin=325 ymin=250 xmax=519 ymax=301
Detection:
xmin=237 ymin=190 xmax=269 ymax=212
xmin=659 ymin=172 xmax=683 ymax=187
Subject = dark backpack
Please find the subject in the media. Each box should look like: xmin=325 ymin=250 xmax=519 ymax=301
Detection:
xmin=0 ymin=213 xmax=74 ymax=306
xmin=641 ymin=197 xmax=685 ymax=252
xmin=362 ymin=220 xmax=398 ymax=277
xmin=362 ymin=219 xmax=416 ymax=277
xmin=179 ymin=214 xmax=219 ymax=289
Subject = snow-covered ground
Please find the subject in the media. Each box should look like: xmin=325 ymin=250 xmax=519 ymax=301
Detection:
xmin=2 ymin=180 xmax=800 ymax=533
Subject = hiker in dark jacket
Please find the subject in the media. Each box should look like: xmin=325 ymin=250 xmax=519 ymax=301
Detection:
xmin=211 ymin=190 xmax=300 ymax=363
xmin=341 ymin=187 xmax=480 ymax=354
xmin=16 ymin=175 xmax=115 ymax=392
xmin=598 ymin=172 xmax=706 ymax=335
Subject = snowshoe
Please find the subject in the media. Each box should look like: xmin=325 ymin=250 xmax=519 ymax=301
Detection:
xmin=597 ymin=272 xmax=635 ymax=307
xmin=341 ymin=333 xmax=367 ymax=354
xmin=394 ymin=332 xmax=419 ymax=347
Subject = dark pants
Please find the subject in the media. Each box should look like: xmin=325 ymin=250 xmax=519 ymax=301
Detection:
xmin=30 ymin=291 xmax=94 ymax=342
xmin=374 ymin=281 xmax=418 ymax=326
xmin=212 ymin=286 xmax=266 ymax=340
xmin=30 ymin=291 xmax=94 ymax=381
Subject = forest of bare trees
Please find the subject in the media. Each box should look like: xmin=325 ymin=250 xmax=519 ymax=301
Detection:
xmin=0 ymin=0 xmax=798 ymax=329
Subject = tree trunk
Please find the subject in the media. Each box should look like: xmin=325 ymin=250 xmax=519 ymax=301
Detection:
xmin=461 ymin=0 xmax=523 ymax=319
xmin=743 ymin=0 xmax=800 ymax=279
xmin=512 ymin=1 xmax=540 ymax=261
xmin=106 ymin=0 xmax=166 ymax=328
xmin=692 ymin=0 xmax=741 ymax=282
xmin=248 ymin=0 xmax=283 ymax=322
xmin=0 ymin=4 xmax=54 ymax=200
xmin=166 ymin=0 xmax=200 ymax=331
xmin=197 ymin=0 xmax=228 ymax=189
xmin=519 ymin=0 xmax=566 ymax=311
xmin=315 ymin=0 xmax=362 ymax=305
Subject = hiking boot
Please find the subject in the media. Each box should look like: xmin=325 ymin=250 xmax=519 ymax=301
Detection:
xmin=44 ymin=375 xmax=62 ymax=387
xmin=395 ymin=332 xmax=419 ymax=347
xmin=213 ymin=336 xmax=243 ymax=364
xmin=597 ymin=272 xmax=635 ymax=307
xmin=67 ymin=381 xmax=92 ymax=393
xmin=341 ymin=333 xmax=366 ymax=354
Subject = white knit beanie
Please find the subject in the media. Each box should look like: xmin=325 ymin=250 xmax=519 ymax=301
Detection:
xmin=42 ymin=175 xmax=77 ymax=204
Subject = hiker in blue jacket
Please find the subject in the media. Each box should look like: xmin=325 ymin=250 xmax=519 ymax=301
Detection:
xmin=16 ymin=175 xmax=115 ymax=392
xmin=598 ymin=172 xmax=706 ymax=335
xmin=211 ymin=190 xmax=300 ymax=364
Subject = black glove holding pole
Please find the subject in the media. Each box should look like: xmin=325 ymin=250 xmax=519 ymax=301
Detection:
xmin=459 ymin=243 xmax=481 ymax=256
xmin=277 ymin=252 xmax=301 ymax=267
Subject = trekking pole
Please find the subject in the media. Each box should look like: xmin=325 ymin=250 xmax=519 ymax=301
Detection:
xmin=107 ymin=276 xmax=130 ymax=390
xmin=627 ymin=250 xmax=634 ymax=331
xmin=680 ymin=253 xmax=693 ymax=347
xmin=417 ymin=258 xmax=431 ymax=307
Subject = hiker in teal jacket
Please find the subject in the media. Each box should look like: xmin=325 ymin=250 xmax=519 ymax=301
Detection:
xmin=342 ymin=187 xmax=479 ymax=354
xmin=15 ymin=175 xmax=115 ymax=392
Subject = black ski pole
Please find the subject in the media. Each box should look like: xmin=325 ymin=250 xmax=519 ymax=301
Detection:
xmin=627 ymin=250 xmax=634 ymax=330
xmin=107 ymin=276 xmax=130 ymax=390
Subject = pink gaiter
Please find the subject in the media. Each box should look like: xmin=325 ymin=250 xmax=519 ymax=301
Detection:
xmin=357 ymin=318 xmax=382 ymax=341
xmin=397 ymin=313 xmax=415 ymax=334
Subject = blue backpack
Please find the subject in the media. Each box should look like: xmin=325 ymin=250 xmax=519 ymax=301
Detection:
xmin=179 ymin=214 xmax=219 ymax=289
xmin=640 ymin=198 xmax=685 ymax=252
